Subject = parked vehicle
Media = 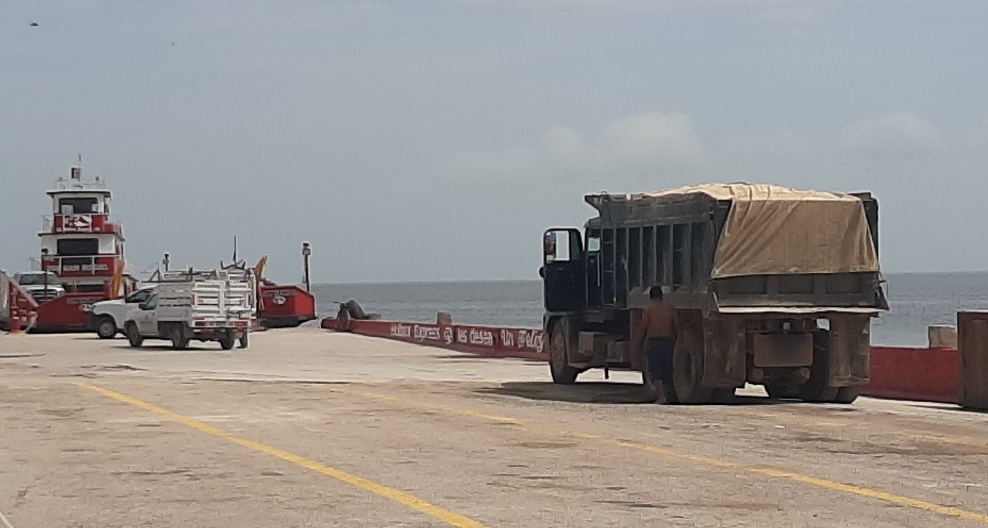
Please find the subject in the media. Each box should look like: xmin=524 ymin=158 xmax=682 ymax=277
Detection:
xmin=123 ymin=268 xmax=254 ymax=350
xmin=541 ymin=184 xmax=888 ymax=404
xmin=88 ymin=286 xmax=157 ymax=339
xmin=12 ymin=271 xmax=66 ymax=303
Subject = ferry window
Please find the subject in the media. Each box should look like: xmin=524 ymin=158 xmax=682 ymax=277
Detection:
xmin=58 ymin=197 xmax=99 ymax=214
xmin=57 ymin=238 xmax=99 ymax=256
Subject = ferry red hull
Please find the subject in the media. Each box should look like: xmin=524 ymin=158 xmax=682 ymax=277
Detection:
xmin=32 ymin=292 xmax=110 ymax=333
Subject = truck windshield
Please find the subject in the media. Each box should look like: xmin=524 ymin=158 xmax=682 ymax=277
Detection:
xmin=18 ymin=273 xmax=60 ymax=286
xmin=127 ymin=289 xmax=152 ymax=303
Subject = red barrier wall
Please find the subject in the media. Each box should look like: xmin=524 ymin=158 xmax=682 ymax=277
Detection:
xmin=862 ymin=346 xmax=959 ymax=404
xmin=321 ymin=317 xmax=547 ymax=361
xmin=321 ymin=317 xmax=964 ymax=404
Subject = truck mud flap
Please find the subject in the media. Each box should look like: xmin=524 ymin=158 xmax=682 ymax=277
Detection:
xmin=828 ymin=314 xmax=870 ymax=386
xmin=702 ymin=317 xmax=746 ymax=388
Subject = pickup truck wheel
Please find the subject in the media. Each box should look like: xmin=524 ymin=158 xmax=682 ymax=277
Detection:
xmin=126 ymin=323 xmax=143 ymax=348
xmin=238 ymin=333 xmax=249 ymax=349
xmin=169 ymin=325 xmax=190 ymax=350
xmin=673 ymin=324 xmax=714 ymax=404
xmin=220 ymin=334 xmax=236 ymax=351
xmin=96 ymin=317 xmax=117 ymax=339
xmin=548 ymin=323 xmax=580 ymax=385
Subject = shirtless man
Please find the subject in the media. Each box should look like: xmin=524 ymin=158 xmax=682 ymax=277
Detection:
xmin=634 ymin=286 xmax=679 ymax=401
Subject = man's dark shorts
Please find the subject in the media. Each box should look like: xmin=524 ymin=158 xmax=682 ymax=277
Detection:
xmin=644 ymin=337 xmax=675 ymax=384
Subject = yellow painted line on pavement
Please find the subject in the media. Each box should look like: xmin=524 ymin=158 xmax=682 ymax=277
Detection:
xmin=343 ymin=388 xmax=988 ymax=525
xmin=81 ymin=383 xmax=487 ymax=528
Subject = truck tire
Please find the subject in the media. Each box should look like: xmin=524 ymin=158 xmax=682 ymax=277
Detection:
xmin=672 ymin=324 xmax=714 ymax=404
xmin=96 ymin=317 xmax=117 ymax=339
xmin=833 ymin=386 xmax=861 ymax=404
xmin=798 ymin=330 xmax=840 ymax=402
xmin=765 ymin=384 xmax=798 ymax=400
xmin=548 ymin=322 xmax=580 ymax=385
xmin=220 ymin=334 xmax=237 ymax=351
xmin=169 ymin=325 xmax=190 ymax=350
xmin=126 ymin=323 xmax=143 ymax=348
xmin=238 ymin=332 xmax=249 ymax=349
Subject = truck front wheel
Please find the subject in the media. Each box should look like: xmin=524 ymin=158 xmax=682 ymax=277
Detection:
xmin=548 ymin=323 xmax=580 ymax=385
xmin=126 ymin=323 xmax=143 ymax=348
xmin=96 ymin=317 xmax=117 ymax=339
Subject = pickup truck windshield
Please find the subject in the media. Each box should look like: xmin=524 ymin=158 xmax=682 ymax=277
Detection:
xmin=17 ymin=273 xmax=60 ymax=286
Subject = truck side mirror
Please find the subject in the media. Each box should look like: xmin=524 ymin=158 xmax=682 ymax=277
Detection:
xmin=543 ymin=233 xmax=557 ymax=260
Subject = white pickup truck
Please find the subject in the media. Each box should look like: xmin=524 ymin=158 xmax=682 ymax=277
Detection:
xmin=123 ymin=269 xmax=254 ymax=350
xmin=89 ymin=286 xmax=157 ymax=339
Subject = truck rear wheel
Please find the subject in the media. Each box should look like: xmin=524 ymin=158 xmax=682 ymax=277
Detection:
xmin=798 ymin=329 xmax=840 ymax=402
xmin=220 ymin=334 xmax=237 ymax=351
xmin=833 ymin=386 xmax=861 ymax=404
xmin=169 ymin=325 xmax=189 ymax=350
xmin=548 ymin=322 xmax=580 ymax=385
xmin=673 ymin=324 xmax=714 ymax=404
xmin=126 ymin=323 xmax=143 ymax=348
xmin=96 ymin=317 xmax=117 ymax=339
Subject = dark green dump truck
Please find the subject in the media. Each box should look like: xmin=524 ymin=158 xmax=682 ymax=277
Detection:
xmin=540 ymin=183 xmax=888 ymax=404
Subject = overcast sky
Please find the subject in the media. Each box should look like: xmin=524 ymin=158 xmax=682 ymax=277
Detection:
xmin=2 ymin=0 xmax=987 ymax=283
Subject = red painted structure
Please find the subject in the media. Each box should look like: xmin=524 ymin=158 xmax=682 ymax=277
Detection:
xmin=35 ymin=293 xmax=110 ymax=333
xmin=1 ymin=277 xmax=40 ymax=332
xmin=321 ymin=317 xmax=547 ymax=360
xmin=258 ymin=285 xmax=317 ymax=328
xmin=321 ymin=316 xmax=968 ymax=404
xmin=861 ymin=346 xmax=959 ymax=404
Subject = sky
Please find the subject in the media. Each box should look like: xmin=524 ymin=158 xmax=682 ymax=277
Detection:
xmin=1 ymin=0 xmax=987 ymax=284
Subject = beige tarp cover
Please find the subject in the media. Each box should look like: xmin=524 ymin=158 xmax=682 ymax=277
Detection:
xmin=624 ymin=183 xmax=880 ymax=278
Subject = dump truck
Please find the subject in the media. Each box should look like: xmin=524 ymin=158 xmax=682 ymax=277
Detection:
xmin=540 ymin=183 xmax=888 ymax=404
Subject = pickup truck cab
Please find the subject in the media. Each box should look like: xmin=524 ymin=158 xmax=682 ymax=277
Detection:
xmin=12 ymin=271 xmax=66 ymax=303
xmin=89 ymin=286 xmax=156 ymax=339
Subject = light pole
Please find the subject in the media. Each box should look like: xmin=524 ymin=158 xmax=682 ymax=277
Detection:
xmin=41 ymin=248 xmax=49 ymax=297
xmin=163 ymin=252 xmax=170 ymax=272
xmin=301 ymin=242 xmax=312 ymax=293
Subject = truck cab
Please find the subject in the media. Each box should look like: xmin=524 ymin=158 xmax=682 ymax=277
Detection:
xmin=542 ymin=184 xmax=888 ymax=405
xmin=12 ymin=271 xmax=66 ymax=303
xmin=89 ymin=286 xmax=156 ymax=339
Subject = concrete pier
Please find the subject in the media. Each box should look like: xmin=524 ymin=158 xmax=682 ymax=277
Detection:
xmin=1 ymin=329 xmax=986 ymax=526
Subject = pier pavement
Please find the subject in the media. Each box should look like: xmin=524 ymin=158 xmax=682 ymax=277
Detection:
xmin=1 ymin=328 xmax=986 ymax=527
